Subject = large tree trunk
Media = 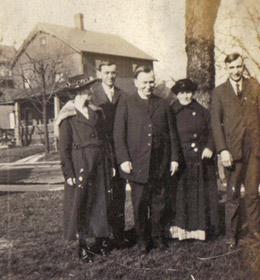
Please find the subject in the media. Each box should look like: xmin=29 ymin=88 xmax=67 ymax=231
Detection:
xmin=185 ymin=0 xmax=221 ymax=107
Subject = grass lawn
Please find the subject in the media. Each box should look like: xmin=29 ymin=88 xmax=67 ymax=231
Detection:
xmin=0 ymin=191 xmax=259 ymax=280
xmin=0 ymin=145 xmax=60 ymax=163
xmin=0 ymin=146 xmax=46 ymax=163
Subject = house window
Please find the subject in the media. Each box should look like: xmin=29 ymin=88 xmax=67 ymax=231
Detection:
xmin=40 ymin=36 xmax=47 ymax=46
xmin=95 ymin=59 xmax=102 ymax=70
xmin=132 ymin=63 xmax=138 ymax=73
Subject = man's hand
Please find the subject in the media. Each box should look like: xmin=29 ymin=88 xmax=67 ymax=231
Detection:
xmin=201 ymin=148 xmax=213 ymax=159
xmin=66 ymin=177 xmax=76 ymax=186
xmin=220 ymin=150 xmax=233 ymax=167
xmin=170 ymin=161 xmax=179 ymax=176
xmin=120 ymin=161 xmax=133 ymax=174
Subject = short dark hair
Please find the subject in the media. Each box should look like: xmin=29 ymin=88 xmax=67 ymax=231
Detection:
xmin=98 ymin=60 xmax=117 ymax=71
xmin=224 ymin=53 xmax=243 ymax=64
xmin=134 ymin=65 xmax=153 ymax=79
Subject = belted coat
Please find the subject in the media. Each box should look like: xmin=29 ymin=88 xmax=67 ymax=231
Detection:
xmin=58 ymin=107 xmax=112 ymax=240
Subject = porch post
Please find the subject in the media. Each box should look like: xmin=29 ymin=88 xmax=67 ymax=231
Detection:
xmin=54 ymin=95 xmax=60 ymax=150
xmin=54 ymin=95 xmax=60 ymax=119
xmin=14 ymin=102 xmax=22 ymax=146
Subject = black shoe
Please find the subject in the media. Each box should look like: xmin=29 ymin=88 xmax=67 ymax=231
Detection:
xmin=223 ymin=236 xmax=236 ymax=250
xmin=138 ymin=240 xmax=152 ymax=255
xmin=153 ymin=238 xmax=169 ymax=252
xmin=79 ymin=246 xmax=94 ymax=263
xmin=99 ymin=241 xmax=110 ymax=257
xmin=139 ymin=245 xmax=151 ymax=255
xmin=114 ymin=238 xmax=131 ymax=250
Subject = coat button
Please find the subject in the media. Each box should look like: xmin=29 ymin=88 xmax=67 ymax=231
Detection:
xmin=191 ymin=143 xmax=196 ymax=148
xmin=148 ymin=143 xmax=151 ymax=146
xmin=91 ymin=134 xmax=96 ymax=138
xmin=148 ymin=124 xmax=152 ymax=127
xmin=148 ymin=133 xmax=152 ymax=137
xmin=193 ymin=133 xmax=198 ymax=138
xmin=192 ymin=112 xmax=196 ymax=116
xmin=80 ymin=168 xmax=84 ymax=173
xmin=194 ymin=147 xmax=198 ymax=152
xmin=78 ymin=176 xmax=83 ymax=181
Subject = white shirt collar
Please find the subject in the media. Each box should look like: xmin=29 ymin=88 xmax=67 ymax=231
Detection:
xmin=102 ymin=83 xmax=114 ymax=101
xmin=229 ymin=78 xmax=243 ymax=95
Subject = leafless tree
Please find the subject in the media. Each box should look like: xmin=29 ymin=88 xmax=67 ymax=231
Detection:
xmin=13 ymin=54 xmax=68 ymax=153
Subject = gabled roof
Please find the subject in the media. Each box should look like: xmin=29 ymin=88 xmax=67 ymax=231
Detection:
xmin=13 ymin=22 xmax=155 ymax=66
xmin=0 ymin=88 xmax=20 ymax=105
xmin=0 ymin=45 xmax=16 ymax=63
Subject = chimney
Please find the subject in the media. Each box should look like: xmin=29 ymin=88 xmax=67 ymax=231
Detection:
xmin=74 ymin=13 xmax=84 ymax=30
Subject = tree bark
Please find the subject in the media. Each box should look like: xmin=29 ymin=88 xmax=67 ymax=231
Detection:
xmin=185 ymin=0 xmax=221 ymax=106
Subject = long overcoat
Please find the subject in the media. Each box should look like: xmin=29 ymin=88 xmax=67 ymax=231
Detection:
xmin=170 ymin=99 xmax=219 ymax=233
xmin=59 ymin=108 xmax=112 ymax=241
xmin=113 ymin=93 xmax=179 ymax=183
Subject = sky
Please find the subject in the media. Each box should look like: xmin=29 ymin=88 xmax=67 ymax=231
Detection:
xmin=1 ymin=0 xmax=259 ymax=85
xmin=0 ymin=0 xmax=186 ymax=84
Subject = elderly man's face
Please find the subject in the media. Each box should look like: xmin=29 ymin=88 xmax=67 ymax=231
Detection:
xmin=100 ymin=64 xmax=117 ymax=88
xmin=226 ymin=56 xmax=244 ymax=82
xmin=134 ymin=71 xmax=155 ymax=99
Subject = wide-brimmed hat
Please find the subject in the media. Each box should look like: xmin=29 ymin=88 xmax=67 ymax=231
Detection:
xmin=171 ymin=78 xmax=197 ymax=94
xmin=61 ymin=76 xmax=99 ymax=93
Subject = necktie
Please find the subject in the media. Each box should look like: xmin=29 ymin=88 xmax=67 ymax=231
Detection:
xmin=236 ymin=83 xmax=242 ymax=97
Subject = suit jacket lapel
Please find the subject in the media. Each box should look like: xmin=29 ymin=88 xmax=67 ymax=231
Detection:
xmin=94 ymin=84 xmax=110 ymax=105
xmin=112 ymin=87 xmax=121 ymax=104
xmin=76 ymin=109 xmax=97 ymax=128
xmin=226 ymin=80 xmax=241 ymax=105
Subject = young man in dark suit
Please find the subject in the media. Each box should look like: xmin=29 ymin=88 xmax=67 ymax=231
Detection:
xmin=211 ymin=53 xmax=260 ymax=248
xmin=91 ymin=61 xmax=128 ymax=249
xmin=113 ymin=66 xmax=179 ymax=254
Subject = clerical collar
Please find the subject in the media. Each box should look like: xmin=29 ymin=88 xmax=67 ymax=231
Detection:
xmin=137 ymin=90 xmax=152 ymax=100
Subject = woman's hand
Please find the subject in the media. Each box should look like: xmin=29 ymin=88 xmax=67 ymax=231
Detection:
xmin=201 ymin=148 xmax=213 ymax=159
xmin=66 ymin=177 xmax=76 ymax=186
xmin=170 ymin=161 xmax=179 ymax=176
xmin=120 ymin=161 xmax=132 ymax=174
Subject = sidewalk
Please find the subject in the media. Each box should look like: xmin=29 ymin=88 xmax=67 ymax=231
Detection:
xmin=0 ymin=153 xmax=64 ymax=192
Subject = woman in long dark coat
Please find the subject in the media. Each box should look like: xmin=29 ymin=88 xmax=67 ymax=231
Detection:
xmin=168 ymin=79 xmax=219 ymax=241
xmin=55 ymin=78 xmax=113 ymax=262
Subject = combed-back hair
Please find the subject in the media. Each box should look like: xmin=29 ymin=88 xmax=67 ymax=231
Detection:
xmin=134 ymin=65 xmax=153 ymax=79
xmin=224 ymin=53 xmax=243 ymax=64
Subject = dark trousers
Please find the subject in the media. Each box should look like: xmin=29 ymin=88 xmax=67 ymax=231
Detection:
xmin=108 ymin=175 xmax=126 ymax=240
xmin=225 ymin=149 xmax=260 ymax=238
xmin=129 ymin=180 xmax=166 ymax=245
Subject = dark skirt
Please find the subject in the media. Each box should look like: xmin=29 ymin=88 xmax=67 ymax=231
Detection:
xmin=173 ymin=151 xmax=219 ymax=233
xmin=63 ymin=147 xmax=111 ymax=241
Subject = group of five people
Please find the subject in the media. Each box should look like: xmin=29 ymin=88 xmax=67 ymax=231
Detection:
xmin=55 ymin=52 xmax=260 ymax=263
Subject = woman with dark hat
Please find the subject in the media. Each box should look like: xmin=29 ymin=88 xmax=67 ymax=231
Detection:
xmin=55 ymin=77 xmax=113 ymax=263
xmin=168 ymin=78 xmax=219 ymax=241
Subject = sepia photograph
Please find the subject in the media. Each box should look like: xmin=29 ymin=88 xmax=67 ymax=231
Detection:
xmin=0 ymin=0 xmax=260 ymax=279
